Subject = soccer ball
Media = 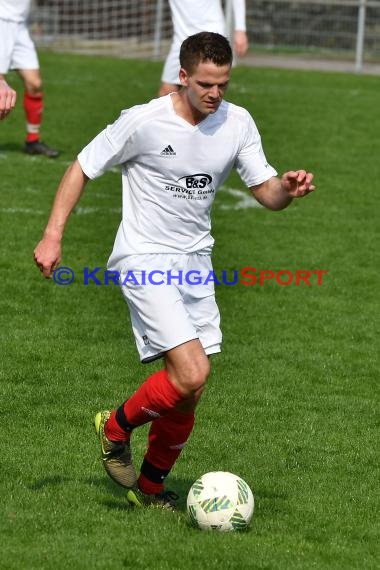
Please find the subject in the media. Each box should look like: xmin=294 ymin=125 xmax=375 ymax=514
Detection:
xmin=187 ymin=471 xmax=254 ymax=532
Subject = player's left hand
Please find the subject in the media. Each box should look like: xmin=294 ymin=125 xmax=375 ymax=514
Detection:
xmin=281 ymin=170 xmax=315 ymax=198
xmin=233 ymin=31 xmax=249 ymax=57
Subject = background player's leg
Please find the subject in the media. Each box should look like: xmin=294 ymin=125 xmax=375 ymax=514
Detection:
xmin=18 ymin=68 xmax=59 ymax=157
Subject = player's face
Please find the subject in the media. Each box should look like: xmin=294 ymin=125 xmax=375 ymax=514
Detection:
xmin=180 ymin=60 xmax=231 ymax=118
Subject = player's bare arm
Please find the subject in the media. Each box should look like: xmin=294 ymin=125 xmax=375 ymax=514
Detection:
xmin=0 ymin=77 xmax=17 ymax=120
xmin=250 ymin=170 xmax=315 ymax=211
xmin=34 ymin=159 xmax=89 ymax=278
xmin=233 ymin=30 xmax=249 ymax=57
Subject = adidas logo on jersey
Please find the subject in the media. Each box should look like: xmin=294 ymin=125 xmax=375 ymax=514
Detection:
xmin=160 ymin=145 xmax=176 ymax=156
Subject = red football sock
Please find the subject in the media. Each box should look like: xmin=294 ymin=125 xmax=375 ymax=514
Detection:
xmin=104 ymin=369 xmax=185 ymax=442
xmin=138 ymin=473 xmax=164 ymax=495
xmin=104 ymin=410 xmax=131 ymax=442
xmin=138 ymin=408 xmax=195 ymax=495
xmin=124 ymin=369 xmax=184 ymax=425
xmin=24 ymin=91 xmax=43 ymax=142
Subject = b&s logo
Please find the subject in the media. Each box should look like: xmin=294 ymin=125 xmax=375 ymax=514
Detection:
xmin=178 ymin=173 xmax=212 ymax=189
xmin=164 ymin=173 xmax=215 ymax=201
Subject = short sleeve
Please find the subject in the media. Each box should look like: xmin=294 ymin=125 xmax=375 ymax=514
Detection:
xmin=235 ymin=112 xmax=277 ymax=187
xmin=232 ymin=0 xmax=246 ymax=31
xmin=77 ymin=109 xmax=137 ymax=179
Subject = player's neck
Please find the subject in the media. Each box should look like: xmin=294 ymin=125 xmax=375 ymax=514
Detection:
xmin=171 ymin=91 xmax=207 ymax=126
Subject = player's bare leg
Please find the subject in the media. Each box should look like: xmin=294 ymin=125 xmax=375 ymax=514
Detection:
xmin=165 ymin=339 xmax=210 ymax=406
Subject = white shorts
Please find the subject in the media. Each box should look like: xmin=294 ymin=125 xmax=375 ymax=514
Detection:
xmin=115 ymin=253 xmax=222 ymax=362
xmin=0 ymin=19 xmax=39 ymax=74
xmin=161 ymin=41 xmax=182 ymax=85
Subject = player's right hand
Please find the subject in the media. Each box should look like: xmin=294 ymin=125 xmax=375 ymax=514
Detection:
xmin=34 ymin=237 xmax=62 ymax=279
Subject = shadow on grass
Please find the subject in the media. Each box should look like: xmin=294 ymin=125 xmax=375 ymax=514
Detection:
xmin=28 ymin=474 xmax=72 ymax=490
xmin=28 ymin=473 xmax=279 ymax=514
xmin=87 ymin=474 xmax=196 ymax=512
xmin=0 ymin=142 xmax=24 ymax=154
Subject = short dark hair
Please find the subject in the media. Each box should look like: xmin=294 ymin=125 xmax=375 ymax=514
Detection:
xmin=179 ymin=32 xmax=233 ymax=74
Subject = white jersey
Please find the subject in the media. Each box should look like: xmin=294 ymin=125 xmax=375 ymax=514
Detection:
xmin=78 ymin=94 xmax=276 ymax=265
xmin=169 ymin=0 xmax=246 ymax=44
xmin=0 ymin=0 xmax=30 ymax=22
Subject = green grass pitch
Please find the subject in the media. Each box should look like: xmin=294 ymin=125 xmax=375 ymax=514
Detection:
xmin=0 ymin=52 xmax=379 ymax=569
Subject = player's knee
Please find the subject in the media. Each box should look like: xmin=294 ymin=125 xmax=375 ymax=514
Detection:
xmin=189 ymin=358 xmax=210 ymax=392
xmin=173 ymin=358 xmax=210 ymax=396
xmin=25 ymin=81 xmax=43 ymax=96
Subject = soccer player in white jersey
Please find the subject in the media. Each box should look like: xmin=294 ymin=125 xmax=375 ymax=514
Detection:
xmin=159 ymin=0 xmax=248 ymax=96
xmin=0 ymin=0 xmax=59 ymax=156
xmin=34 ymin=32 xmax=315 ymax=510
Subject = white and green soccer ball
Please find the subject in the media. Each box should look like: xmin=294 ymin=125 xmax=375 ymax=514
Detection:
xmin=187 ymin=471 xmax=254 ymax=532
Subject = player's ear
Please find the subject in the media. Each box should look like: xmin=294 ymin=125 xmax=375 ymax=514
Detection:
xmin=179 ymin=67 xmax=189 ymax=87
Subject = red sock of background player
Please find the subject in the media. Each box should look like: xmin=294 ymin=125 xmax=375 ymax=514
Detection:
xmin=104 ymin=369 xmax=185 ymax=441
xmin=138 ymin=408 xmax=195 ymax=495
xmin=24 ymin=91 xmax=43 ymax=143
